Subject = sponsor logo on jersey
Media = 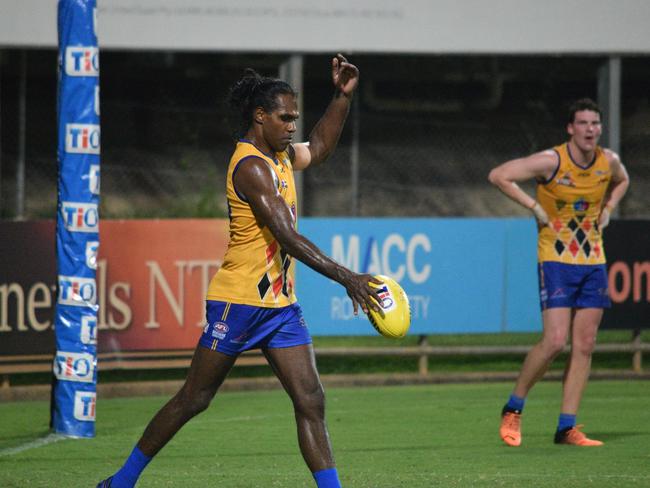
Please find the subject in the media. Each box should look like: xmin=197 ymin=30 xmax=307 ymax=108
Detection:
xmin=556 ymin=172 xmax=575 ymax=187
xmin=573 ymin=198 xmax=590 ymax=213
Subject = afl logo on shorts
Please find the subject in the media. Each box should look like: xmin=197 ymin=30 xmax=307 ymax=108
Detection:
xmin=211 ymin=322 xmax=229 ymax=340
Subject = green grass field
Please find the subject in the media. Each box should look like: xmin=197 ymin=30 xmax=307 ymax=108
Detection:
xmin=1 ymin=381 xmax=649 ymax=487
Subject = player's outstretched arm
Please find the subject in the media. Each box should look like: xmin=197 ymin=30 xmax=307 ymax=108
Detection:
xmin=234 ymin=156 xmax=381 ymax=315
xmin=488 ymin=150 xmax=559 ymax=227
xmin=291 ymin=54 xmax=359 ymax=171
xmin=599 ymin=151 xmax=630 ymax=229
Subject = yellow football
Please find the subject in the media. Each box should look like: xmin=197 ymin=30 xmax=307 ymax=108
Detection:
xmin=367 ymin=275 xmax=411 ymax=338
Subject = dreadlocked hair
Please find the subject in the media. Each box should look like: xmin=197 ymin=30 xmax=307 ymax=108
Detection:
xmin=226 ymin=68 xmax=296 ymax=139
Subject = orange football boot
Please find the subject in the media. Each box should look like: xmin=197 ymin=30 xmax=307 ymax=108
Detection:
xmin=554 ymin=425 xmax=603 ymax=446
xmin=500 ymin=409 xmax=522 ymax=447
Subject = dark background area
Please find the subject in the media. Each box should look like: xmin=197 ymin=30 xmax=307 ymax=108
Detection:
xmin=1 ymin=50 xmax=648 ymax=219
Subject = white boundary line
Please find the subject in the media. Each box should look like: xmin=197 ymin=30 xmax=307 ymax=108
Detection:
xmin=0 ymin=433 xmax=68 ymax=457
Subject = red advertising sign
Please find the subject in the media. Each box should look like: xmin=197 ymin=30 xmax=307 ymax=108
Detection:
xmin=97 ymin=219 xmax=230 ymax=351
xmin=0 ymin=220 xmax=229 ymax=354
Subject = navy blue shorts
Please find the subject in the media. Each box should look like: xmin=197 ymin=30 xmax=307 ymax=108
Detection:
xmin=198 ymin=301 xmax=312 ymax=356
xmin=538 ymin=262 xmax=611 ymax=310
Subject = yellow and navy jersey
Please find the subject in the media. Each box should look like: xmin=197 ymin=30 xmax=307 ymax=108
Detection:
xmin=207 ymin=140 xmax=298 ymax=307
xmin=537 ymin=142 xmax=611 ymax=264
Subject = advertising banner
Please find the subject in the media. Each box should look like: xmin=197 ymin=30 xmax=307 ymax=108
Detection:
xmin=54 ymin=0 xmax=100 ymax=438
xmin=0 ymin=222 xmax=57 ymax=354
xmin=0 ymin=220 xmax=229 ymax=356
xmin=602 ymin=220 xmax=650 ymax=329
xmin=95 ymin=220 xmax=229 ymax=351
xmin=295 ymin=218 xmax=542 ymax=335
xmin=2 ymin=219 xmax=647 ymax=361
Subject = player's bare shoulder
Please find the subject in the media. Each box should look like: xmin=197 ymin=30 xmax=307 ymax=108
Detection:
xmin=525 ymin=149 xmax=560 ymax=180
xmin=602 ymin=148 xmax=629 ymax=183
xmin=536 ymin=149 xmax=561 ymax=165
xmin=602 ymin=148 xmax=622 ymax=166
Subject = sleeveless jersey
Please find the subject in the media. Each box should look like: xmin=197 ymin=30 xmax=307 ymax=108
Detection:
xmin=537 ymin=142 xmax=611 ymax=264
xmin=207 ymin=140 xmax=298 ymax=307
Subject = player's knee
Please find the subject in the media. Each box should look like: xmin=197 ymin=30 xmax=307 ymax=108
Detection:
xmin=293 ymin=384 xmax=326 ymax=419
xmin=541 ymin=335 xmax=566 ymax=357
xmin=177 ymin=386 xmax=215 ymax=418
xmin=190 ymin=391 xmax=214 ymax=416
xmin=573 ymin=335 xmax=597 ymax=356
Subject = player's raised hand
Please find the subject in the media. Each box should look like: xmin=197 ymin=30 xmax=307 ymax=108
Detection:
xmin=332 ymin=54 xmax=359 ymax=98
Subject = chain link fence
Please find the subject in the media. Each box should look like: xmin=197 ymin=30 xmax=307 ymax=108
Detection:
xmin=1 ymin=50 xmax=649 ymax=220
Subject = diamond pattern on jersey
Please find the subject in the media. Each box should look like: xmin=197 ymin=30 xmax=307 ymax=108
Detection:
xmin=257 ymin=241 xmax=292 ymax=300
xmin=281 ymin=250 xmax=291 ymax=296
xmin=272 ymin=275 xmax=283 ymax=297
xmin=593 ymin=243 xmax=601 ymax=258
xmin=257 ymin=273 xmax=271 ymax=299
xmin=266 ymin=241 xmax=278 ymax=263
xmin=553 ymin=214 xmax=599 ymax=261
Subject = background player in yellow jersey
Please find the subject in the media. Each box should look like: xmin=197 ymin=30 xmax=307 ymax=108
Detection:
xmin=98 ymin=55 xmax=381 ymax=488
xmin=489 ymin=98 xmax=629 ymax=447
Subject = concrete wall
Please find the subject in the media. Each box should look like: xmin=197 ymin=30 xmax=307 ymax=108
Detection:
xmin=2 ymin=0 xmax=650 ymax=53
